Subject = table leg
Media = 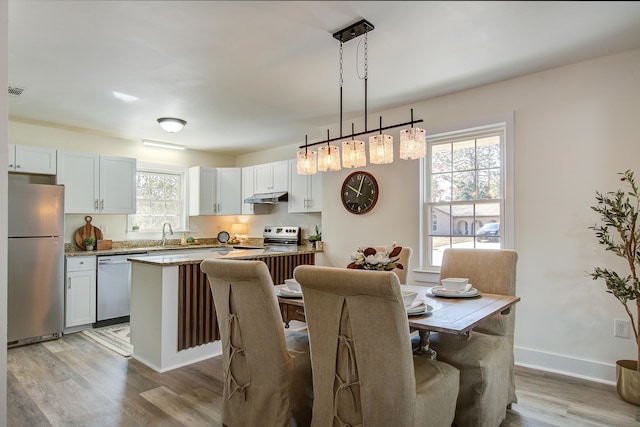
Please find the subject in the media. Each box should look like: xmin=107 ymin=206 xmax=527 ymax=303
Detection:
xmin=414 ymin=330 xmax=437 ymax=360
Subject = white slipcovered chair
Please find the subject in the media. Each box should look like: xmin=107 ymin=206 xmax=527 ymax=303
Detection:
xmin=429 ymin=248 xmax=518 ymax=427
xmin=201 ymin=259 xmax=313 ymax=427
xmin=294 ymin=265 xmax=459 ymax=427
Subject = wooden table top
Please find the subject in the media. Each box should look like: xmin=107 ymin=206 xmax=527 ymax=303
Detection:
xmin=276 ymin=284 xmax=520 ymax=337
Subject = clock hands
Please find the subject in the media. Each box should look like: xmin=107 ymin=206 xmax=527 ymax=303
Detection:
xmin=357 ymin=174 xmax=365 ymax=196
xmin=347 ymin=184 xmax=362 ymax=197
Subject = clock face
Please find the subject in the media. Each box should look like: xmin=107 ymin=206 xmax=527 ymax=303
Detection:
xmin=341 ymin=171 xmax=379 ymax=214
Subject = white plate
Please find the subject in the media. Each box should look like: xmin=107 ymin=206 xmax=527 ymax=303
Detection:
xmin=407 ymin=303 xmax=433 ymax=316
xmin=429 ymin=286 xmax=480 ymax=298
xmin=277 ymin=289 xmax=303 ymax=298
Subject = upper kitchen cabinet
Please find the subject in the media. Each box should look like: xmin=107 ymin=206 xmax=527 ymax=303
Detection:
xmin=8 ymin=144 xmax=57 ymax=175
xmin=254 ymin=160 xmax=288 ymax=194
xmin=241 ymin=166 xmax=254 ymax=215
xmin=57 ymin=151 xmax=136 ymax=214
xmin=216 ymin=168 xmax=242 ymax=215
xmin=189 ymin=166 xmax=242 ymax=216
xmin=288 ymin=159 xmax=323 ymax=213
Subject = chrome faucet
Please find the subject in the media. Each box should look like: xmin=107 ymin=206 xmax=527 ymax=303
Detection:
xmin=161 ymin=222 xmax=174 ymax=246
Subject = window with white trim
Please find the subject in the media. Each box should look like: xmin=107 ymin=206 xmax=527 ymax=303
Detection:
xmin=128 ymin=163 xmax=188 ymax=232
xmin=423 ymin=119 xmax=512 ymax=268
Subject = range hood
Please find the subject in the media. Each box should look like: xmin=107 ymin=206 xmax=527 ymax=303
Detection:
xmin=244 ymin=191 xmax=288 ymax=204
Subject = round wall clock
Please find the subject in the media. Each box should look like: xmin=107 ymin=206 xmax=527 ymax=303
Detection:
xmin=341 ymin=171 xmax=379 ymax=214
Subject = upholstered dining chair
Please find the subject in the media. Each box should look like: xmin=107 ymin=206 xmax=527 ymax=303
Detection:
xmin=428 ymin=248 xmax=518 ymax=427
xmin=294 ymin=265 xmax=459 ymax=427
xmin=201 ymin=259 xmax=313 ymax=427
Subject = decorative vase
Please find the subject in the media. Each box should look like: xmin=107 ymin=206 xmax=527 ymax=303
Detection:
xmin=616 ymin=360 xmax=640 ymax=406
xmin=86 ymin=245 xmax=94 ymax=251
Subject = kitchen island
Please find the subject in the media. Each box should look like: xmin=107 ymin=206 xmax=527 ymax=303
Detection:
xmin=128 ymin=247 xmax=317 ymax=372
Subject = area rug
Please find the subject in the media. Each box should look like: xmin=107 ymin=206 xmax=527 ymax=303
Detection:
xmin=82 ymin=323 xmax=133 ymax=357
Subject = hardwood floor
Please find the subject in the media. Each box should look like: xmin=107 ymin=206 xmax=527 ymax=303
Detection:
xmin=7 ymin=332 xmax=640 ymax=426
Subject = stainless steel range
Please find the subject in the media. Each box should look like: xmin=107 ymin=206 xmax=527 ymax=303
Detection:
xmin=263 ymin=226 xmax=301 ymax=246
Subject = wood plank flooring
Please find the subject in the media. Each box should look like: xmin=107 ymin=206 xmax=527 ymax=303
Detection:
xmin=7 ymin=331 xmax=640 ymax=426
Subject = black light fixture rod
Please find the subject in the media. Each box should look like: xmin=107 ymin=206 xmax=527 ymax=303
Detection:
xmin=364 ymin=76 xmax=368 ymax=133
xmin=299 ymin=118 xmax=424 ymax=149
xmin=340 ymin=85 xmax=343 ymax=138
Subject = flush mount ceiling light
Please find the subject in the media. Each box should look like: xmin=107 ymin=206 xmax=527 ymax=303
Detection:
xmin=296 ymin=19 xmax=425 ymax=175
xmin=142 ymin=139 xmax=185 ymax=150
xmin=157 ymin=117 xmax=187 ymax=133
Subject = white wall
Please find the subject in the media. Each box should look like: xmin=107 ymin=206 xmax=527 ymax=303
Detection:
xmin=1 ymin=0 xmax=8 ymax=423
xmin=238 ymin=49 xmax=640 ymax=384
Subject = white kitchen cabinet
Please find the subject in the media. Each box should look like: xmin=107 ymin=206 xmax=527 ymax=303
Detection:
xmin=8 ymin=144 xmax=57 ymax=174
xmin=57 ymin=151 xmax=136 ymax=214
xmin=288 ymin=159 xmax=323 ymax=213
xmin=65 ymin=256 xmax=97 ymax=328
xmin=241 ymin=166 xmax=254 ymax=215
xmin=189 ymin=166 xmax=216 ymax=215
xmin=254 ymin=160 xmax=288 ymax=194
xmin=216 ymin=167 xmax=242 ymax=215
xmin=189 ymin=166 xmax=242 ymax=216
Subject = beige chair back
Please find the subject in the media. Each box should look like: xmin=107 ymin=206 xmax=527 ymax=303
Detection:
xmin=294 ymin=265 xmax=417 ymax=426
xmin=440 ymin=248 xmax=518 ymax=336
xmin=201 ymin=259 xmax=311 ymax=427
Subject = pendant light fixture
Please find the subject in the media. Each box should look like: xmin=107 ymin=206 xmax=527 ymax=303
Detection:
xmin=400 ymin=109 xmax=426 ymax=160
xmin=317 ymin=130 xmax=341 ymax=172
xmin=296 ymin=19 xmax=425 ymax=174
xmin=296 ymin=135 xmax=317 ymax=175
xmin=369 ymin=116 xmax=394 ymax=164
xmin=342 ymin=124 xmax=366 ymax=168
xmin=157 ymin=117 xmax=187 ymax=133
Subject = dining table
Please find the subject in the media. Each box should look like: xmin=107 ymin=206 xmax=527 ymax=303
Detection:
xmin=275 ymin=284 xmax=520 ymax=359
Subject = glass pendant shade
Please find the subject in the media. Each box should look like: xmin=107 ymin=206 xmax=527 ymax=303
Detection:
xmin=296 ymin=149 xmax=317 ymax=175
xmin=369 ymin=134 xmax=394 ymax=164
xmin=342 ymin=139 xmax=367 ymax=168
xmin=318 ymin=145 xmax=342 ymax=171
xmin=400 ymin=127 xmax=426 ymax=160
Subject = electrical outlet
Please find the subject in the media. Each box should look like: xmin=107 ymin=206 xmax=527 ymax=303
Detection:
xmin=614 ymin=319 xmax=630 ymax=338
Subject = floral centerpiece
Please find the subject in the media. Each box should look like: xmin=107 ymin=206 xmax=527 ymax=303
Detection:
xmin=347 ymin=242 xmax=404 ymax=271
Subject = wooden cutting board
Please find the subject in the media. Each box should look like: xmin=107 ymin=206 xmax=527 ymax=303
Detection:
xmin=74 ymin=215 xmax=104 ymax=249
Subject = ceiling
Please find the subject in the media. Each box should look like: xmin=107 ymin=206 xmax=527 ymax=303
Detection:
xmin=8 ymin=1 xmax=640 ymax=155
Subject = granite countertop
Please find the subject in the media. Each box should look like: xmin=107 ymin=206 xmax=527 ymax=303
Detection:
xmin=128 ymin=246 xmax=320 ymax=266
xmin=65 ymin=243 xmax=237 ymax=257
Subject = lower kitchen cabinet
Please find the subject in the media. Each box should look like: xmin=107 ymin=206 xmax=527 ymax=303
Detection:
xmin=65 ymin=256 xmax=96 ymax=329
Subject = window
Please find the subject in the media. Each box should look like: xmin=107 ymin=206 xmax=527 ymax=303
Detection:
xmin=129 ymin=163 xmax=187 ymax=232
xmin=422 ymin=115 xmax=513 ymax=268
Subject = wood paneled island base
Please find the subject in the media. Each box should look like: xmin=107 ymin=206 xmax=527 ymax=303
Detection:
xmin=129 ymin=248 xmax=316 ymax=372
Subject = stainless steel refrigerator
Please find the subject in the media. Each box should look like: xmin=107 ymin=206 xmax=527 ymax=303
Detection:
xmin=8 ymin=182 xmax=65 ymax=346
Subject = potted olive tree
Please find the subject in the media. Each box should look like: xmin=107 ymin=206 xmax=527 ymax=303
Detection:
xmin=589 ymin=170 xmax=640 ymax=405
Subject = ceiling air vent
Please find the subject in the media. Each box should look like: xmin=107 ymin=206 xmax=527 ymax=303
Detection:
xmin=8 ymin=86 xmax=25 ymax=97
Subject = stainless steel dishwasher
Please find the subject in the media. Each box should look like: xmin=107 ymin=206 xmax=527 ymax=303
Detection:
xmin=96 ymin=254 xmax=135 ymax=327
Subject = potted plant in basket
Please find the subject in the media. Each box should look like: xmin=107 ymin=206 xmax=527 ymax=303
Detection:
xmin=83 ymin=237 xmax=96 ymax=251
xmin=589 ymin=169 xmax=640 ymax=405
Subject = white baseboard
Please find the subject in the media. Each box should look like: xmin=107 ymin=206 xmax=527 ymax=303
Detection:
xmin=515 ymin=345 xmax=616 ymax=385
